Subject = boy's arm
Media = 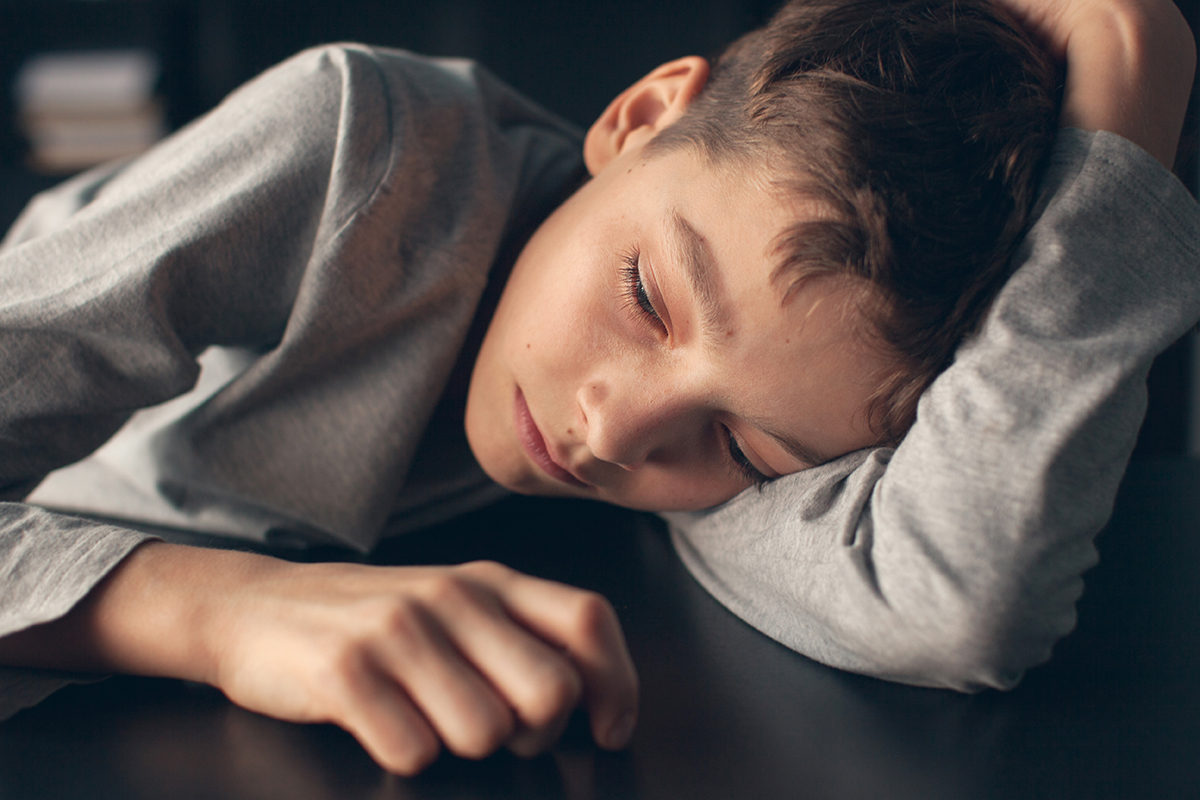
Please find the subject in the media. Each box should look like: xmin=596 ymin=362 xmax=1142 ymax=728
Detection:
xmin=0 ymin=45 xmax=636 ymax=766
xmin=995 ymin=0 xmax=1195 ymax=168
xmin=0 ymin=47 xmax=365 ymax=495
xmin=665 ymin=0 xmax=1199 ymax=689
xmin=0 ymin=47 xmax=371 ymax=719
xmin=0 ymin=540 xmax=638 ymax=774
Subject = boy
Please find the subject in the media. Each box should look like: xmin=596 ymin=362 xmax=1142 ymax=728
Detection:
xmin=0 ymin=0 xmax=1197 ymax=777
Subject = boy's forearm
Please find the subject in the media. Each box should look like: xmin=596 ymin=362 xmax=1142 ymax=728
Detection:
xmin=0 ymin=541 xmax=249 ymax=684
xmin=1059 ymin=0 xmax=1195 ymax=168
xmin=997 ymin=0 xmax=1196 ymax=168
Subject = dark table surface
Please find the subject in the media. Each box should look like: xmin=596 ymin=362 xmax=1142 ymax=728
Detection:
xmin=2 ymin=458 xmax=1198 ymax=800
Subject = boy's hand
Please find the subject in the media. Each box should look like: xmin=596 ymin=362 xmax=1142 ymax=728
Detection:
xmin=0 ymin=543 xmax=639 ymax=775
xmin=993 ymin=0 xmax=1196 ymax=168
xmin=212 ymin=557 xmax=638 ymax=773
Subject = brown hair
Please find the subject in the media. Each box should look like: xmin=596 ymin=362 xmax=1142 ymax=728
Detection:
xmin=649 ymin=0 xmax=1058 ymax=443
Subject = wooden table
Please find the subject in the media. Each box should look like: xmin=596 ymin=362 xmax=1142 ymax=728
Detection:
xmin=2 ymin=458 xmax=1198 ymax=799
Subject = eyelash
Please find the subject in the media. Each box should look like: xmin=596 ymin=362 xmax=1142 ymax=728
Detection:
xmin=620 ymin=249 xmax=664 ymax=329
xmin=725 ymin=427 xmax=770 ymax=489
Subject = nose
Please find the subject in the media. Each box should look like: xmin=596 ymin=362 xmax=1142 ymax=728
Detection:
xmin=577 ymin=373 xmax=696 ymax=470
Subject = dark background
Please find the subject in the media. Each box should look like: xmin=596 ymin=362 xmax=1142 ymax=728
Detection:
xmin=1 ymin=0 xmax=1197 ymax=454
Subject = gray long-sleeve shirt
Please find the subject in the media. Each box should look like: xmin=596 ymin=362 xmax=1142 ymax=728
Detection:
xmin=2 ymin=44 xmax=1198 ymax=718
xmin=0 ymin=44 xmax=584 ymax=716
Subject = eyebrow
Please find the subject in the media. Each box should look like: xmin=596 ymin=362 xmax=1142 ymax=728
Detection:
xmin=669 ymin=209 xmax=730 ymax=343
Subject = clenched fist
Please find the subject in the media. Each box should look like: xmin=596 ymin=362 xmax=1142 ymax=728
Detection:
xmin=0 ymin=543 xmax=639 ymax=775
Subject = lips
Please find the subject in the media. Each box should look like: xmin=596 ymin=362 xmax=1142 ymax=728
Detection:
xmin=514 ymin=388 xmax=588 ymax=488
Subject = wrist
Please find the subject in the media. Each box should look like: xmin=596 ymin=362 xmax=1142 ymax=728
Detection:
xmin=102 ymin=543 xmax=292 ymax=687
xmin=0 ymin=541 xmax=288 ymax=687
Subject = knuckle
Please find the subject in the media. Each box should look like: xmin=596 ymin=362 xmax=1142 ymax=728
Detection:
xmin=459 ymin=560 xmax=511 ymax=583
xmin=360 ymin=596 xmax=426 ymax=645
xmin=566 ymin=590 xmax=618 ymax=639
xmin=322 ymin=639 xmax=369 ymax=685
xmin=421 ymin=572 xmax=475 ymax=609
xmin=522 ymin=663 xmax=583 ymax=727
xmin=307 ymin=645 xmax=370 ymax=714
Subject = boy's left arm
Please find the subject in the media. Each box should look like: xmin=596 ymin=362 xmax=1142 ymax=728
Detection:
xmin=664 ymin=0 xmax=1199 ymax=690
xmin=667 ymin=129 xmax=1200 ymax=690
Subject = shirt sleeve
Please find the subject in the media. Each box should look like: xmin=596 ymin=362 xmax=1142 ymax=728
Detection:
xmin=0 ymin=45 xmax=396 ymax=716
xmin=0 ymin=45 xmax=386 ymax=491
xmin=664 ymin=129 xmax=1200 ymax=691
xmin=0 ymin=507 xmax=150 ymax=720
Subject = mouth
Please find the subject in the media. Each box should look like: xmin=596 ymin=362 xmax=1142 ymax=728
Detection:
xmin=514 ymin=388 xmax=589 ymax=489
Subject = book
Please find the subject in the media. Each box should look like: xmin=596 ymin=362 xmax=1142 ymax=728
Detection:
xmin=14 ymin=49 xmax=164 ymax=173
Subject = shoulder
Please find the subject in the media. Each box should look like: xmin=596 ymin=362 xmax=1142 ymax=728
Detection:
xmin=213 ymin=45 xmax=398 ymax=132
xmin=236 ymin=45 xmax=507 ymax=124
xmin=222 ymin=44 xmax=574 ymax=156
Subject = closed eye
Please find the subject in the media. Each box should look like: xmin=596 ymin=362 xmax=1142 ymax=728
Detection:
xmin=724 ymin=426 xmax=770 ymax=489
xmin=620 ymin=249 xmax=664 ymax=330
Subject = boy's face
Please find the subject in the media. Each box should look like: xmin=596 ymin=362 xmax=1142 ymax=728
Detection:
xmin=464 ymin=139 xmax=898 ymax=512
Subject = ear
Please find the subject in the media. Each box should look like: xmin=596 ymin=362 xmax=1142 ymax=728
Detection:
xmin=583 ymin=56 xmax=710 ymax=175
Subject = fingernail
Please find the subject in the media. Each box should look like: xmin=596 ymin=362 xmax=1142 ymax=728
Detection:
xmin=605 ymin=710 xmax=636 ymax=749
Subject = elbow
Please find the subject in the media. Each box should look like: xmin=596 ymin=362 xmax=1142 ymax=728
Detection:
xmin=886 ymin=598 xmax=1072 ymax=693
xmin=909 ymin=632 xmax=1031 ymax=694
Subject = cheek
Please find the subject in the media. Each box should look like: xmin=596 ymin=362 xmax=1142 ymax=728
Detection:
xmin=511 ymin=296 xmax=575 ymax=383
xmin=515 ymin=273 xmax=611 ymax=379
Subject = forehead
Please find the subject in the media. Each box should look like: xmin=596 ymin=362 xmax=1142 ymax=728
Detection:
xmin=639 ymin=146 xmax=842 ymax=315
xmin=639 ymin=144 xmax=832 ymax=282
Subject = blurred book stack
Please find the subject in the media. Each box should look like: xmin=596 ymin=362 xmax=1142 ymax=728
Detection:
xmin=14 ymin=50 xmax=164 ymax=174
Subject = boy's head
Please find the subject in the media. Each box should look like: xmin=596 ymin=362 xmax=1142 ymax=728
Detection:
xmin=465 ymin=0 xmax=1057 ymax=511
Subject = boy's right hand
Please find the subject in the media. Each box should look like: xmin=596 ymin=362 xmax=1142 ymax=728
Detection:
xmin=0 ymin=542 xmax=639 ymax=775
xmin=210 ymin=555 xmax=639 ymax=773
xmin=993 ymin=0 xmax=1195 ymax=168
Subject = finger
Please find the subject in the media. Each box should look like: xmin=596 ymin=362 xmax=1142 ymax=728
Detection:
xmin=372 ymin=597 xmax=517 ymax=760
xmin=465 ymin=562 xmax=639 ymax=750
xmin=332 ymin=650 xmax=441 ymax=776
xmin=422 ymin=572 xmax=584 ymax=753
